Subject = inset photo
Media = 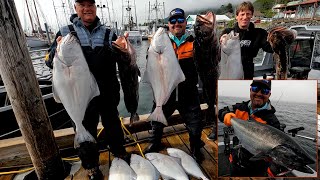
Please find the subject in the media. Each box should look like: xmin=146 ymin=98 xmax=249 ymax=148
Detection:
xmin=218 ymin=80 xmax=317 ymax=178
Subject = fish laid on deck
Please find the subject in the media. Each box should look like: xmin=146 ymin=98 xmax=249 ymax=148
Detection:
xmin=231 ymin=117 xmax=315 ymax=174
xmin=143 ymin=27 xmax=185 ymax=126
xmin=167 ymin=148 xmax=209 ymax=180
xmin=145 ymin=152 xmax=189 ymax=180
xmin=194 ymin=11 xmax=219 ymax=134
xmin=113 ymin=34 xmax=140 ymax=123
xmin=109 ymin=157 xmax=137 ymax=180
xmin=267 ymin=26 xmax=296 ymax=80
xmin=219 ymin=30 xmax=243 ymax=79
xmin=130 ymin=154 xmax=160 ymax=180
xmin=52 ymin=33 xmax=99 ymax=148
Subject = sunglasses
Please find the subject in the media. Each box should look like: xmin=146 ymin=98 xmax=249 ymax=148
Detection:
xmin=169 ymin=17 xmax=185 ymax=24
xmin=251 ymin=85 xmax=270 ymax=95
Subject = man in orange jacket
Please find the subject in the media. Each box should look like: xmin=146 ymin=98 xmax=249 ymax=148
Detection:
xmin=218 ymin=80 xmax=281 ymax=176
xmin=144 ymin=8 xmax=205 ymax=162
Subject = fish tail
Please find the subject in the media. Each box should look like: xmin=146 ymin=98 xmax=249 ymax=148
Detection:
xmin=74 ymin=130 xmax=97 ymax=148
xmin=147 ymin=106 xmax=168 ymax=126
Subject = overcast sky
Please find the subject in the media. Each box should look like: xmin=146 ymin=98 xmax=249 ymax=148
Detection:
xmin=14 ymin=0 xmax=253 ymax=33
xmin=219 ymin=80 xmax=317 ymax=104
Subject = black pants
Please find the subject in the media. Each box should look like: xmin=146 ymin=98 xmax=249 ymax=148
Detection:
xmin=76 ymin=92 xmax=126 ymax=170
xmin=149 ymin=84 xmax=204 ymax=150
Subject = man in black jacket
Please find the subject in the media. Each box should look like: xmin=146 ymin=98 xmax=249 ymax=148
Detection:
xmin=218 ymin=80 xmax=280 ymax=176
xmin=220 ymin=1 xmax=273 ymax=79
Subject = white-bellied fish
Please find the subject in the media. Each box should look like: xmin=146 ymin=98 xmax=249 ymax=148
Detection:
xmin=145 ymin=153 xmax=188 ymax=180
xmin=143 ymin=27 xmax=185 ymax=126
xmin=109 ymin=157 xmax=137 ymax=180
xmin=113 ymin=34 xmax=140 ymax=123
xmin=231 ymin=118 xmax=315 ymax=174
xmin=52 ymin=33 xmax=99 ymax=148
xmin=167 ymin=148 xmax=209 ymax=180
xmin=219 ymin=30 xmax=243 ymax=79
xmin=130 ymin=154 xmax=160 ymax=180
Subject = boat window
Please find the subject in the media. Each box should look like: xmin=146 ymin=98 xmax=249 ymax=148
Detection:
xmin=289 ymin=38 xmax=313 ymax=68
xmin=310 ymin=33 xmax=320 ymax=70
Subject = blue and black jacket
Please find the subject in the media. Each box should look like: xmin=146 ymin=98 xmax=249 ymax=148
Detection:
xmin=46 ymin=14 xmax=119 ymax=103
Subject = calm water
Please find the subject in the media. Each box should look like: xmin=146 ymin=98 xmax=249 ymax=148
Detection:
xmin=118 ymin=40 xmax=154 ymax=117
xmin=218 ymin=96 xmax=317 ymax=170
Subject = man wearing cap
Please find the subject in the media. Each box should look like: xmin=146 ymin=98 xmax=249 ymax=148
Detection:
xmin=45 ymin=0 xmax=130 ymax=179
xmin=218 ymin=80 xmax=280 ymax=176
xmin=144 ymin=8 xmax=205 ymax=162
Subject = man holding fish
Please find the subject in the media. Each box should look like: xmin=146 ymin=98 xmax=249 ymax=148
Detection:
xmin=218 ymin=80 xmax=279 ymax=176
xmin=143 ymin=8 xmax=205 ymax=162
xmin=220 ymin=1 xmax=273 ymax=79
xmin=45 ymin=0 xmax=131 ymax=179
xmin=218 ymin=80 xmax=315 ymax=177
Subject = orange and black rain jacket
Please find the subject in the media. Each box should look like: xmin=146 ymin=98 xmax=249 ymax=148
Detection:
xmin=218 ymin=100 xmax=280 ymax=129
xmin=170 ymin=35 xmax=199 ymax=87
xmin=218 ymin=100 xmax=280 ymax=176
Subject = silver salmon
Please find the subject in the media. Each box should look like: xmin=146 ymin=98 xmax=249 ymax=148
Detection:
xmin=231 ymin=117 xmax=315 ymax=174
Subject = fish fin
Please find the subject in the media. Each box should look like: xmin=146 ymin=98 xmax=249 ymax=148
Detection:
xmin=52 ymin=83 xmax=61 ymax=103
xmin=249 ymin=151 xmax=270 ymax=161
xmin=147 ymin=106 xmax=168 ymax=126
xmin=74 ymin=130 xmax=96 ymax=148
xmin=170 ymin=156 xmax=182 ymax=165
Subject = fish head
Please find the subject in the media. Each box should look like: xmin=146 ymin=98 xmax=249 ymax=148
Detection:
xmin=195 ymin=12 xmax=216 ymax=42
xmin=268 ymin=144 xmax=315 ymax=174
xmin=56 ymin=33 xmax=81 ymax=65
xmin=151 ymin=27 xmax=167 ymax=53
xmin=267 ymin=26 xmax=296 ymax=52
xmin=112 ymin=36 xmax=128 ymax=52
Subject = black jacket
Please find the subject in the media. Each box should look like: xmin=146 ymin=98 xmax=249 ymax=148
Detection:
xmin=221 ymin=22 xmax=273 ymax=79
xmin=218 ymin=100 xmax=280 ymax=129
xmin=218 ymin=100 xmax=280 ymax=176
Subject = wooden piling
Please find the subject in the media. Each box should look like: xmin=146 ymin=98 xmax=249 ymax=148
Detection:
xmin=0 ymin=0 xmax=65 ymax=179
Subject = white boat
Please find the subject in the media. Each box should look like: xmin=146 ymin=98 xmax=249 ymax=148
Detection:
xmin=125 ymin=31 xmax=142 ymax=44
xmin=26 ymin=36 xmax=49 ymax=49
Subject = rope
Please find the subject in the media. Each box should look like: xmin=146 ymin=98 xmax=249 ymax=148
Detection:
xmin=119 ymin=117 xmax=145 ymax=158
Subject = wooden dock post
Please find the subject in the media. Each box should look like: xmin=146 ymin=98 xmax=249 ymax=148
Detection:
xmin=0 ymin=0 xmax=65 ymax=179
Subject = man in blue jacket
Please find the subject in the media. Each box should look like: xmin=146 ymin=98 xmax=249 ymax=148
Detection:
xmin=46 ymin=0 xmax=129 ymax=179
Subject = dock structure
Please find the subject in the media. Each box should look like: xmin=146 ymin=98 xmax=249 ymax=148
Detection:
xmin=0 ymin=0 xmax=65 ymax=179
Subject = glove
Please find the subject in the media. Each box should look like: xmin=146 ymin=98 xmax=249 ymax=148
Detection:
xmin=224 ymin=112 xmax=236 ymax=126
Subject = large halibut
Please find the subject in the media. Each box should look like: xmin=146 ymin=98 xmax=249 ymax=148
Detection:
xmin=52 ymin=33 xmax=100 ymax=148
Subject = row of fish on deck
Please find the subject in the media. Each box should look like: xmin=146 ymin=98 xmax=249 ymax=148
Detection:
xmin=109 ymin=148 xmax=208 ymax=180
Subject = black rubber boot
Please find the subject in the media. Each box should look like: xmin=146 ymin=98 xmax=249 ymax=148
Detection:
xmin=144 ymin=121 xmax=165 ymax=154
xmin=190 ymin=136 xmax=205 ymax=163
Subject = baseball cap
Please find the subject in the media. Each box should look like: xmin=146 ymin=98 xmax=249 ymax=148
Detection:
xmin=75 ymin=0 xmax=95 ymax=3
xmin=169 ymin=8 xmax=185 ymax=20
xmin=250 ymin=80 xmax=271 ymax=90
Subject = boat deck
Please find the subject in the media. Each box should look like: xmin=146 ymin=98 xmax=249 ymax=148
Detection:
xmin=0 ymin=125 xmax=217 ymax=179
